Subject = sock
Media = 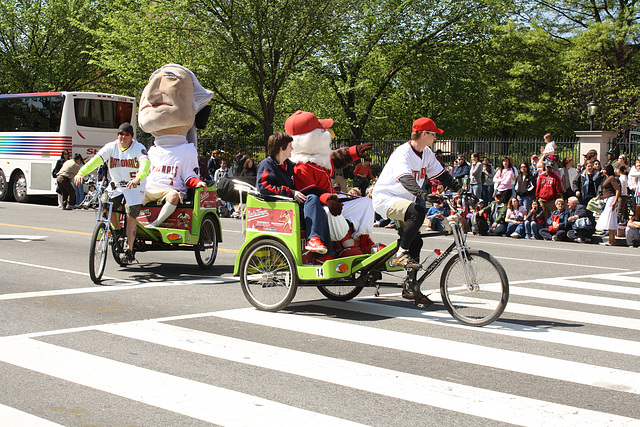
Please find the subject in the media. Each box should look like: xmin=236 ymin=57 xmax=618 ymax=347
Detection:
xmin=151 ymin=202 xmax=177 ymax=226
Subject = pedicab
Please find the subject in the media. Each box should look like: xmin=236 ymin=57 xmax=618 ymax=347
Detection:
xmin=232 ymin=181 xmax=509 ymax=327
xmin=89 ymin=180 xmax=222 ymax=283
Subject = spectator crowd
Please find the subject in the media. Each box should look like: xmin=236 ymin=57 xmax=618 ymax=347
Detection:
xmin=370 ymin=133 xmax=640 ymax=247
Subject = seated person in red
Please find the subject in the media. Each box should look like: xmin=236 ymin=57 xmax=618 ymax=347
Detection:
xmin=256 ymin=132 xmax=331 ymax=256
xmin=286 ymin=110 xmax=378 ymax=256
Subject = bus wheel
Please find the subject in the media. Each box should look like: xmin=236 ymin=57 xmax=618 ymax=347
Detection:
xmin=0 ymin=169 xmax=10 ymax=201
xmin=12 ymin=171 xmax=28 ymax=203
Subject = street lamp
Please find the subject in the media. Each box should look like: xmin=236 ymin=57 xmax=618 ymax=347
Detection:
xmin=587 ymin=100 xmax=598 ymax=131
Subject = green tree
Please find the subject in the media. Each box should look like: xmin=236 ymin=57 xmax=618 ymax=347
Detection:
xmin=192 ymin=0 xmax=336 ymax=143
xmin=0 ymin=0 xmax=106 ymax=93
xmin=313 ymin=0 xmax=508 ymax=139
xmin=522 ymin=0 xmax=640 ymax=133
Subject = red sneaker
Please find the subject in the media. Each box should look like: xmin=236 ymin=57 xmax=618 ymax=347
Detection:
xmin=305 ymin=236 xmax=328 ymax=254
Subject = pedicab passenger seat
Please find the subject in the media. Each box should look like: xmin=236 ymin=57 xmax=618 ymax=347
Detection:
xmin=177 ymin=188 xmax=195 ymax=209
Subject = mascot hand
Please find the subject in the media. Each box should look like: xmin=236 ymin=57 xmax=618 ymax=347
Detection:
xmin=326 ymin=196 xmax=343 ymax=216
xmin=356 ymin=142 xmax=373 ymax=158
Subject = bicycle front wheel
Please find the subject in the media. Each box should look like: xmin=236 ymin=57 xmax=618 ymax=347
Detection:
xmin=89 ymin=222 xmax=109 ymax=284
xmin=440 ymin=250 xmax=508 ymax=326
xmin=240 ymin=239 xmax=298 ymax=311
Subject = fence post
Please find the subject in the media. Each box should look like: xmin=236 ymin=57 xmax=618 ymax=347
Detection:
xmin=574 ymin=130 xmax=619 ymax=160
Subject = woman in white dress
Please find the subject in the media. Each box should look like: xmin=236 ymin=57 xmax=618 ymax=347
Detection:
xmin=596 ymin=164 xmax=620 ymax=246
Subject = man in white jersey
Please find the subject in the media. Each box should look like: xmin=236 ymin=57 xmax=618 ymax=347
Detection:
xmin=74 ymin=122 xmax=150 ymax=263
xmin=373 ymin=117 xmax=460 ymax=277
xmin=138 ymin=63 xmax=214 ymax=227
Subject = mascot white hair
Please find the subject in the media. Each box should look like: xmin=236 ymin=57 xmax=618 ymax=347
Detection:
xmin=286 ymin=110 xmax=383 ymax=257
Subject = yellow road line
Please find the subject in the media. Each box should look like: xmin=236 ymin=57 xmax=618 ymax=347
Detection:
xmin=0 ymin=222 xmax=240 ymax=253
xmin=0 ymin=223 xmax=91 ymax=236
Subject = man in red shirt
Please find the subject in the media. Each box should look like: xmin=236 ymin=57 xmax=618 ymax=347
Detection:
xmin=536 ymin=160 xmax=562 ymax=221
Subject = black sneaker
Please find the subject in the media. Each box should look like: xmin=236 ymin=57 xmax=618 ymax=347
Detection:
xmin=119 ymin=249 xmax=135 ymax=264
xmin=401 ymin=286 xmax=433 ymax=307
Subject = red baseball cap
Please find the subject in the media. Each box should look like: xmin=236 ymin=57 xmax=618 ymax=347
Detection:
xmin=285 ymin=110 xmax=334 ymax=136
xmin=412 ymin=117 xmax=443 ymax=134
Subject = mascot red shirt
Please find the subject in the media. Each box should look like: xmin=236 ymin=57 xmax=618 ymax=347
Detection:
xmin=285 ymin=110 xmax=382 ymax=255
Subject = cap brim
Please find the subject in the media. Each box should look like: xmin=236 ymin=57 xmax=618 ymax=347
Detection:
xmin=318 ymin=118 xmax=334 ymax=129
xmin=434 ymin=127 xmax=444 ymax=134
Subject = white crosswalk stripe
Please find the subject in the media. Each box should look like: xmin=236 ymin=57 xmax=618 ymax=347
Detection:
xmin=0 ymin=271 xmax=639 ymax=426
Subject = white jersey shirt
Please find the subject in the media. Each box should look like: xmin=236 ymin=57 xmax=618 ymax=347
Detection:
xmin=146 ymin=135 xmax=200 ymax=198
xmin=97 ymin=139 xmax=148 ymax=205
xmin=372 ymin=141 xmax=445 ymax=217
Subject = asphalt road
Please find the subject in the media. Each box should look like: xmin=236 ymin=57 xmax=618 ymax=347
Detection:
xmin=0 ymin=198 xmax=639 ymax=426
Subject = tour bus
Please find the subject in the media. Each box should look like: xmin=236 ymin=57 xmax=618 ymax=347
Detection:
xmin=0 ymin=91 xmax=137 ymax=202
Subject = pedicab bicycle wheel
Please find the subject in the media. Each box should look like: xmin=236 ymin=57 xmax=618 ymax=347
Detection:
xmin=317 ymin=285 xmax=363 ymax=301
xmin=440 ymin=250 xmax=509 ymax=327
xmin=195 ymin=215 xmax=218 ymax=269
xmin=89 ymin=222 xmax=110 ymax=283
xmin=240 ymin=239 xmax=298 ymax=311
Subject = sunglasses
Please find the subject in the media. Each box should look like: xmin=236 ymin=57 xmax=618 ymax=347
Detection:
xmin=118 ymin=132 xmax=131 ymax=137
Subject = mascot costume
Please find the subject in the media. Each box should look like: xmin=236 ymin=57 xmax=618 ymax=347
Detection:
xmin=286 ymin=110 xmax=381 ymax=256
xmin=139 ymin=63 xmax=214 ymax=227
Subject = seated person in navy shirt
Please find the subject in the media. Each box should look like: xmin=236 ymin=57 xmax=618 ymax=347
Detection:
xmin=257 ymin=132 xmax=332 ymax=257
xmin=426 ymin=199 xmax=448 ymax=231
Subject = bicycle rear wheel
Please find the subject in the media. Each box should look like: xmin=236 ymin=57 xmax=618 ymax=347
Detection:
xmin=89 ymin=222 xmax=109 ymax=284
xmin=440 ymin=250 xmax=508 ymax=326
xmin=317 ymin=285 xmax=363 ymax=301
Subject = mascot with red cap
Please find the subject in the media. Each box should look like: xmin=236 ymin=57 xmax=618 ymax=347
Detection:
xmin=285 ymin=110 xmax=380 ymax=257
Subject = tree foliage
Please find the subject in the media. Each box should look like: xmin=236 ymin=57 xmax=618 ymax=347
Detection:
xmin=190 ymin=0 xmax=335 ymax=142
xmin=0 ymin=0 xmax=106 ymax=93
xmin=2 ymin=0 xmax=640 ymax=141
xmin=312 ymin=0 xmax=505 ymax=139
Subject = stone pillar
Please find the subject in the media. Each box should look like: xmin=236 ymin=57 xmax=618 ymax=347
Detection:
xmin=574 ymin=130 xmax=618 ymax=160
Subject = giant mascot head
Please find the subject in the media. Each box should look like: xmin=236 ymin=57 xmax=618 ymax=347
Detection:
xmin=138 ymin=64 xmax=213 ymax=145
xmin=286 ymin=110 xmax=334 ymax=169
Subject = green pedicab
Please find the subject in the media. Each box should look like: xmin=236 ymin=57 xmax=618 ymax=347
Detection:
xmin=233 ymin=181 xmax=509 ymax=326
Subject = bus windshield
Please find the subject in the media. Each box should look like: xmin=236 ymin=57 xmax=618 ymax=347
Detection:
xmin=0 ymin=94 xmax=64 ymax=132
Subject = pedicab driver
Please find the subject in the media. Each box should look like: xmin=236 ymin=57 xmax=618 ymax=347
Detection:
xmin=372 ymin=117 xmax=461 ymax=270
xmin=138 ymin=63 xmax=214 ymax=228
xmin=74 ymin=122 xmax=150 ymax=263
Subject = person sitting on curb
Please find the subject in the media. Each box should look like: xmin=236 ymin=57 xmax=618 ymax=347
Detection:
xmin=426 ymin=199 xmax=449 ymax=232
xmin=480 ymin=192 xmax=508 ymax=236
xmin=625 ymin=204 xmax=640 ymax=247
xmin=538 ymin=198 xmax=569 ymax=241
xmin=565 ymin=196 xmax=595 ymax=244
xmin=525 ymin=199 xmax=546 ymax=239
xmin=505 ymin=197 xmax=527 ymax=238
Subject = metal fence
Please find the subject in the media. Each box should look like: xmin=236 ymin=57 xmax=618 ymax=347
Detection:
xmin=198 ymin=136 xmax=267 ymax=161
xmin=609 ymin=131 xmax=640 ymax=160
xmin=198 ymin=135 xmax=582 ymax=178
xmin=334 ymin=137 xmax=581 ymax=177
